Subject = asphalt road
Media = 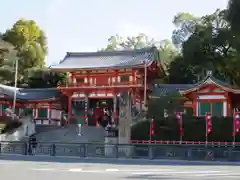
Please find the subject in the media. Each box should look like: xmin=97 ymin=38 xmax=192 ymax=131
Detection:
xmin=0 ymin=157 xmax=240 ymax=180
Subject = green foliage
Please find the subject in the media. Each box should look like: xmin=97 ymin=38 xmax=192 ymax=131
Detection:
xmin=227 ymin=0 xmax=240 ymax=34
xmin=2 ymin=19 xmax=47 ymax=85
xmin=168 ymin=7 xmax=240 ymax=86
xmin=148 ymin=93 xmax=184 ymax=119
xmin=0 ymin=38 xmax=17 ymax=85
xmin=104 ymin=34 xmax=179 ymax=73
xmin=27 ymin=69 xmax=67 ymax=88
xmin=132 ymin=116 xmax=237 ymax=142
xmin=172 ymin=12 xmax=201 ymax=48
xmin=105 ymin=33 xmax=156 ymax=50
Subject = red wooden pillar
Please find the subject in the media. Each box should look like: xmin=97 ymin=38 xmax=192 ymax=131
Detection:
xmin=132 ymin=70 xmax=135 ymax=85
xmin=192 ymin=94 xmax=197 ymax=116
xmin=0 ymin=103 xmax=2 ymax=116
xmin=33 ymin=103 xmax=36 ymax=119
xmin=113 ymin=91 xmax=118 ymax=123
xmin=140 ymin=97 xmax=142 ymax=114
xmin=68 ymin=96 xmax=72 ymax=124
xmin=225 ymin=92 xmax=231 ymax=116
xmin=115 ymin=70 xmax=118 ymax=85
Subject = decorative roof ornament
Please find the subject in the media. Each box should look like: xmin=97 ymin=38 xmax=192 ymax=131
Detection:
xmin=206 ymin=70 xmax=212 ymax=76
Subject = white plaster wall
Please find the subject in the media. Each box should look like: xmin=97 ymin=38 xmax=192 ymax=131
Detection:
xmin=51 ymin=109 xmax=61 ymax=119
xmin=223 ymin=101 xmax=227 ymax=116
xmin=198 ymin=95 xmax=226 ymax=100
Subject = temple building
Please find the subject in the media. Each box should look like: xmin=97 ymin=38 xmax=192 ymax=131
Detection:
xmin=0 ymin=47 xmax=239 ymax=131
xmin=154 ymin=71 xmax=240 ymax=117
xmin=0 ymin=47 xmax=163 ymax=128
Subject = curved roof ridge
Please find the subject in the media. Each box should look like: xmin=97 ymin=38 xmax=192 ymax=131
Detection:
xmin=50 ymin=46 xmax=159 ymax=70
xmin=65 ymin=46 xmax=157 ymax=58
xmin=183 ymin=74 xmax=240 ymax=94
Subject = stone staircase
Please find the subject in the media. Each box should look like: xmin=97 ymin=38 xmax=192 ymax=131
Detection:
xmin=35 ymin=124 xmax=105 ymax=143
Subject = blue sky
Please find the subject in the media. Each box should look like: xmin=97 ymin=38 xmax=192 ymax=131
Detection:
xmin=0 ymin=0 xmax=228 ymax=65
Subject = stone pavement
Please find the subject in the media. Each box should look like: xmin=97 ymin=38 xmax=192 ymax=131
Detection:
xmin=1 ymin=155 xmax=240 ymax=179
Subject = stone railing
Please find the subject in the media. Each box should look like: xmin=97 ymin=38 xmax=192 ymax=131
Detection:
xmin=1 ymin=141 xmax=240 ymax=162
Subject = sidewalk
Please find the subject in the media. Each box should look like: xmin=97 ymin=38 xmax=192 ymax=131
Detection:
xmin=1 ymin=153 xmax=240 ymax=166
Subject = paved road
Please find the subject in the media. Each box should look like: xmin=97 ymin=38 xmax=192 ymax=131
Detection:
xmin=0 ymin=158 xmax=240 ymax=179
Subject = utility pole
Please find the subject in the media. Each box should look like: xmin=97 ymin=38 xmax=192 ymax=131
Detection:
xmin=12 ymin=57 xmax=18 ymax=115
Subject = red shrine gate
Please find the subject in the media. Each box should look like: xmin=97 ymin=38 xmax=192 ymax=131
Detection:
xmin=50 ymin=47 xmax=164 ymax=125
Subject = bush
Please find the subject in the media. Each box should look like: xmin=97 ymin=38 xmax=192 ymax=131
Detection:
xmin=131 ymin=116 xmax=238 ymax=142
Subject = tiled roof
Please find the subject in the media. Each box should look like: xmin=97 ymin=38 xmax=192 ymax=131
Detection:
xmin=151 ymin=84 xmax=194 ymax=97
xmin=50 ymin=47 xmax=159 ymax=70
xmin=0 ymin=84 xmax=61 ymax=100
xmin=183 ymin=74 xmax=240 ymax=94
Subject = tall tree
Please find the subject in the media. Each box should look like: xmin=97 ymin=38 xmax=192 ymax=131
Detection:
xmin=27 ymin=69 xmax=67 ymax=88
xmin=2 ymin=19 xmax=47 ymax=84
xmin=0 ymin=39 xmax=17 ymax=85
xmin=159 ymin=39 xmax=179 ymax=68
xmin=172 ymin=12 xmax=201 ymax=48
xmin=105 ymin=33 xmax=156 ymax=50
xmin=104 ymin=34 xmax=179 ymax=71
xmin=168 ymin=9 xmax=240 ymax=85
xmin=227 ymin=0 xmax=240 ymax=34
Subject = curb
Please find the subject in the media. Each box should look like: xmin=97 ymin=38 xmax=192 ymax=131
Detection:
xmin=1 ymin=153 xmax=240 ymax=166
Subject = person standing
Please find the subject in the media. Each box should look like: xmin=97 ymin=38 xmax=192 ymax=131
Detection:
xmin=29 ymin=134 xmax=37 ymax=155
xmin=94 ymin=103 xmax=103 ymax=126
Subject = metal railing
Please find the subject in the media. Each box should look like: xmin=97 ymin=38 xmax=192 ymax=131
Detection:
xmin=1 ymin=141 xmax=240 ymax=162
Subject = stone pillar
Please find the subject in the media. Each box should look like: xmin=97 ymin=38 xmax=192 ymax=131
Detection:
xmin=118 ymin=91 xmax=132 ymax=158
xmin=84 ymin=95 xmax=88 ymax=125
xmin=104 ymin=126 xmax=118 ymax=157
xmin=113 ymin=94 xmax=117 ymax=123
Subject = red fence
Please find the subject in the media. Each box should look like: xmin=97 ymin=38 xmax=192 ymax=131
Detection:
xmin=131 ymin=140 xmax=240 ymax=145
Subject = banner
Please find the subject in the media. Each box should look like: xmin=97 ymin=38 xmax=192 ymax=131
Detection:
xmin=150 ymin=118 xmax=155 ymax=136
xmin=233 ymin=112 xmax=240 ymax=136
xmin=176 ymin=112 xmax=183 ymax=136
xmin=205 ymin=112 xmax=212 ymax=136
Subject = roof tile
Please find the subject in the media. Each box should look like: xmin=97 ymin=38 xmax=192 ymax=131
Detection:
xmin=50 ymin=47 xmax=158 ymax=69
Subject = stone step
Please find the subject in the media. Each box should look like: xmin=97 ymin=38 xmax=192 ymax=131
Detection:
xmin=35 ymin=125 xmax=105 ymax=143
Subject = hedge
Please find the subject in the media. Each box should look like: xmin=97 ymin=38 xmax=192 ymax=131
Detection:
xmin=131 ymin=116 xmax=239 ymax=142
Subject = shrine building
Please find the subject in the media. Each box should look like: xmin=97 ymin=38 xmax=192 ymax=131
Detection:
xmin=0 ymin=47 xmax=239 ymax=127
xmin=153 ymin=71 xmax=240 ymax=117
xmin=0 ymin=47 xmax=163 ymax=126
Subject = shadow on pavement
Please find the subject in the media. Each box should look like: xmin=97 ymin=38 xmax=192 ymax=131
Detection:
xmin=125 ymin=174 xmax=176 ymax=180
xmin=0 ymin=154 xmax=240 ymax=166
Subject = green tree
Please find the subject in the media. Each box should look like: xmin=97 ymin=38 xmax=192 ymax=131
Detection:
xmin=27 ymin=69 xmax=67 ymax=88
xmin=105 ymin=33 xmax=156 ymax=50
xmin=2 ymin=19 xmax=47 ymax=84
xmin=158 ymin=39 xmax=180 ymax=68
xmin=172 ymin=12 xmax=201 ymax=48
xmin=0 ymin=38 xmax=17 ymax=85
xmin=227 ymin=0 xmax=240 ymax=34
xmin=168 ymin=9 xmax=240 ymax=85
xmin=147 ymin=93 xmax=185 ymax=120
xmin=104 ymin=34 xmax=179 ymax=73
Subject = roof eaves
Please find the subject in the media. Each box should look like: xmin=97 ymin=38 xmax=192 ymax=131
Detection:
xmin=66 ymin=47 xmax=157 ymax=58
xmin=183 ymin=75 xmax=240 ymax=94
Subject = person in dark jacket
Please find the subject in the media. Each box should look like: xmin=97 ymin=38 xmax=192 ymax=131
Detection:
xmin=29 ymin=134 xmax=37 ymax=155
